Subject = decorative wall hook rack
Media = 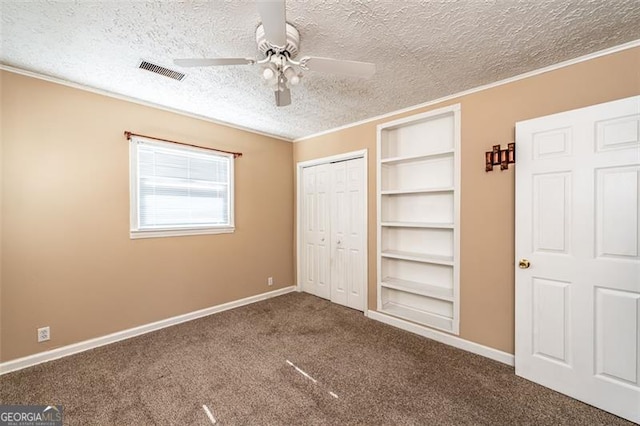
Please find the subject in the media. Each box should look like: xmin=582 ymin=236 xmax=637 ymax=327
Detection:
xmin=485 ymin=142 xmax=515 ymax=172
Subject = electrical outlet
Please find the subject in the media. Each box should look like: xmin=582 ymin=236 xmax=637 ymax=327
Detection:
xmin=37 ymin=326 xmax=50 ymax=343
xmin=267 ymin=277 xmax=274 ymax=286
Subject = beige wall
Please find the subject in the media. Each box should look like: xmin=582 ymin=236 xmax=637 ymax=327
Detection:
xmin=0 ymin=71 xmax=294 ymax=362
xmin=293 ymin=47 xmax=640 ymax=354
xmin=1 ymin=47 xmax=638 ymax=363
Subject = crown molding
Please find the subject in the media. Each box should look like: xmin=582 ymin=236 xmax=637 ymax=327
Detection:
xmin=3 ymin=38 xmax=638 ymax=144
xmin=294 ymin=38 xmax=640 ymax=142
xmin=0 ymin=64 xmax=293 ymax=143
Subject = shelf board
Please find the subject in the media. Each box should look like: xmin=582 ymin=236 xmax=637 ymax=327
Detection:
xmin=380 ymin=187 xmax=454 ymax=195
xmin=380 ymin=302 xmax=453 ymax=332
xmin=381 ymin=221 xmax=454 ymax=229
xmin=380 ymin=149 xmax=454 ymax=165
xmin=380 ymin=250 xmax=454 ymax=265
xmin=381 ymin=277 xmax=454 ymax=301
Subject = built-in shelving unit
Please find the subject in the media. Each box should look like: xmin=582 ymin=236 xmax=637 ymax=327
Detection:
xmin=376 ymin=104 xmax=460 ymax=334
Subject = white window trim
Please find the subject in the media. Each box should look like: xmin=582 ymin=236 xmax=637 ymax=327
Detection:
xmin=129 ymin=136 xmax=235 ymax=239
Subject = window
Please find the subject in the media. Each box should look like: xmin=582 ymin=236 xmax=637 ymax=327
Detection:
xmin=129 ymin=136 xmax=234 ymax=238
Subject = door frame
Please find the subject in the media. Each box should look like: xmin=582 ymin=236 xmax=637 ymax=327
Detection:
xmin=296 ymin=149 xmax=368 ymax=313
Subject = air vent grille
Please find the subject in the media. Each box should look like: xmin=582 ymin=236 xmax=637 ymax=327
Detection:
xmin=138 ymin=60 xmax=186 ymax=81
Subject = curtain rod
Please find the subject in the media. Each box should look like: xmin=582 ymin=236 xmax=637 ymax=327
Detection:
xmin=124 ymin=131 xmax=242 ymax=158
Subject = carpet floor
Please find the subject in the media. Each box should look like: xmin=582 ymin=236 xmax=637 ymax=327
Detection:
xmin=0 ymin=292 xmax=633 ymax=425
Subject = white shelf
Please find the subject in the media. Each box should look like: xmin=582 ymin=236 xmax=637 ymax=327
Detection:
xmin=377 ymin=104 xmax=460 ymax=335
xmin=380 ymin=187 xmax=454 ymax=195
xmin=381 ymin=277 xmax=454 ymax=301
xmin=380 ymin=250 xmax=454 ymax=266
xmin=381 ymin=221 xmax=454 ymax=229
xmin=380 ymin=149 xmax=454 ymax=165
xmin=381 ymin=192 xmax=453 ymax=224
xmin=380 ymin=302 xmax=454 ymax=332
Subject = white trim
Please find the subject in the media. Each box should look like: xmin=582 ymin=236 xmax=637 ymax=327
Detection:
xmin=294 ymin=39 xmax=640 ymax=142
xmin=130 ymin=226 xmax=235 ymax=239
xmin=453 ymin=106 xmax=461 ymax=335
xmin=296 ymin=149 xmax=368 ymax=312
xmin=374 ymin=103 xmax=461 ymax=131
xmin=0 ymin=64 xmax=292 ymax=143
xmin=367 ymin=310 xmax=515 ymax=366
xmin=376 ymin=129 xmax=383 ymax=313
xmin=296 ymin=150 xmax=368 ymax=168
xmin=0 ymin=286 xmax=296 ymax=375
xmin=3 ymin=39 xmax=638 ymax=144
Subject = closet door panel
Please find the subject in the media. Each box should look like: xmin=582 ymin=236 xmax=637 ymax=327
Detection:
xmin=302 ymin=164 xmax=331 ymax=299
xmin=330 ymin=158 xmax=366 ymax=311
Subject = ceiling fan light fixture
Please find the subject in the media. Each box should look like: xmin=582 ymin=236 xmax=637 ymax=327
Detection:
xmin=283 ymin=65 xmax=301 ymax=85
xmin=289 ymin=75 xmax=300 ymax=85
xmin=262 ymin=63 xmax=280 ymax=87
xmin=262 ymin=67 xmax=275 ymax=81
xmin=172 ymin=0 xmax=375 ymax=107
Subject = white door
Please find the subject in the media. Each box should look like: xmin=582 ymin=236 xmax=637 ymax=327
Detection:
xmin=300 ymin=157 xmax=366 ymax=311
xmin=515 ymin=96 xmax=640 ymax=423
xmin=301 ymin=163 xmax=331 ymax=299
xmin=330 ymin=158 xmax=366 ymax=311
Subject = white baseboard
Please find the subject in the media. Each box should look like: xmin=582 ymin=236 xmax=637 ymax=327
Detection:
xmin=0 ymin=286 xmax=296 ymax=375
xmin=367 ymin=310 xmax=515 ymax=366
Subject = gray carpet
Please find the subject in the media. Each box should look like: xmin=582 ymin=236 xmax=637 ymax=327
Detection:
xmin=0 ymin=292 xmax=633 ymax=425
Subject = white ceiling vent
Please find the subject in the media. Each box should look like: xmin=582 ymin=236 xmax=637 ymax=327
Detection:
xmin=138 ymin=60 xmax=186 ymax=81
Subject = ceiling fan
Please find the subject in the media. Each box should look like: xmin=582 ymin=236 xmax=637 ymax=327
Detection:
xmin=173 ymin=0 xmax=376 ymax=107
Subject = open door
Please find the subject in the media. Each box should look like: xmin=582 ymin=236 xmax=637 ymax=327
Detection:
xmin=515 ymin=96 xmax=640 ymax=423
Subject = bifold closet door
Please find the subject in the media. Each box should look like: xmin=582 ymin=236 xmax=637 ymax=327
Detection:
xmin=330 ymin=158 xmax=366 ymax=311
xmin=301 ymin=163 xmax=331 ymax=300
xmin=301 ymin=158 xmax=366 ymax=311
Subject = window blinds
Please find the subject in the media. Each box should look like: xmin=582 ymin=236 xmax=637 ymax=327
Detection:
xmin=135 ymin=139 xmax=231 ymax=229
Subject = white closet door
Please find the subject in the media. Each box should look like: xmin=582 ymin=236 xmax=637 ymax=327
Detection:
xmin=330 ymin=158 xmax=366 ymax=311
xmin=515 ymin=96 xmax=640 ymax=423
xmin=301 ymin=164 xmax=331 ymax=299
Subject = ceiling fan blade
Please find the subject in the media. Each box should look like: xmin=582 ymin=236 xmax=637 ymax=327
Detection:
xmin=257 ymin=0 xmax=287 ymax=47
xmin=302 ymin=56 xmax=376 ymax=78
xmin=173 ymin=58 xmax=255 ymax=67
xmin=275 ymin=88 xmax=291 ymax=107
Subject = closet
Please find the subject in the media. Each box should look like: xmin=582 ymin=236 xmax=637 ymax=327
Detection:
xmin=300 ymin=156 xmax=366 ymax=311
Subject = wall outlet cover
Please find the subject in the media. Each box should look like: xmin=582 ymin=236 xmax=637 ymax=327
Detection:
xmin=37 ymin=326 xmax=50 ymax=342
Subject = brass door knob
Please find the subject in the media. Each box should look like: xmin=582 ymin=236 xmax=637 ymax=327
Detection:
xmin=519 ymin=259 xmax=531 ymax=269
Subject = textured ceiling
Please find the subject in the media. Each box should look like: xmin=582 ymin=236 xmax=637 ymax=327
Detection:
xmin=1 ymin=1 xmax=639 ymax=140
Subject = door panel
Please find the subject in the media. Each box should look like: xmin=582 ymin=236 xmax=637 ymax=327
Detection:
xmin=316 ymin=168 xmax=330 ymax=299
xmin=331 ymin=161 xmax=348 ymax=305
xmin=516 ymin=96 xmax=640 ymax=423
xmin=346 ymin=158 xmax=365 ymax=311
xmin=595 ymin=114 xmax=640 ymax=152
xmin=594 ymin=287 xmax=639 ymax=385
xmin=531 ymin=277 xmax=571 ymax=365
xmin=302 ymin=168 xmax=316 ymax=295
xmin=596 ymin=166 xmax=639 ymax=259
xmin=532 ymin=172 xmax=571 ymax=254
xmin=330 ymin=158 xmax=366 ymax=311
xmin=301 ymin=164 xmax=330 ymax=299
